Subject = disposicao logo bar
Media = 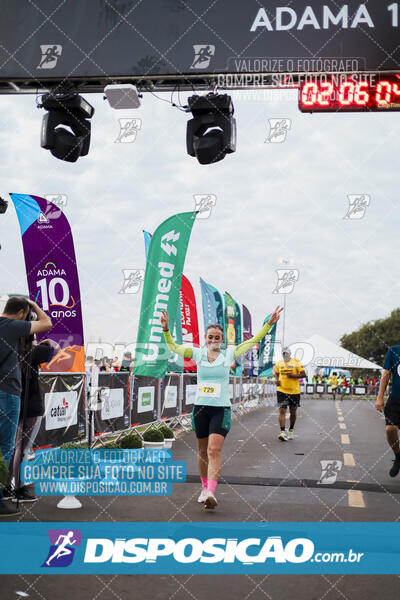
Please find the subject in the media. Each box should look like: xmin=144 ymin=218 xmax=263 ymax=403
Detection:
xmin=0 ymin=523 xmax=393 ymax=574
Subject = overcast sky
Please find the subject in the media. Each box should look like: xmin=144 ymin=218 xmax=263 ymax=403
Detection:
xmin=0 ymin=87 xmax=398 ymax=355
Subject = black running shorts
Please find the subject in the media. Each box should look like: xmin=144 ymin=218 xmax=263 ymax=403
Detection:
xmin=191 ymin=405 xmax=231 ymax=438
xmin=384 ymin=395 xmax=400 ymax=427
xmin=277 ymin=391 xmax=301 ymax=410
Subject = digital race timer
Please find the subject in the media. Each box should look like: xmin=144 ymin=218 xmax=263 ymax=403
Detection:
xmin=298 ymin=75 xmax=400 ymax=113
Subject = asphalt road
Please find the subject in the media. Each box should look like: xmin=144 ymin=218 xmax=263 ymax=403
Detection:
xmin=1 ymin=397 xmax=399 ymax=599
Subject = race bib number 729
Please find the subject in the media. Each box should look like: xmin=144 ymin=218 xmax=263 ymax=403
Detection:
xmin=197 ymin=383 xmax=221 ymax=398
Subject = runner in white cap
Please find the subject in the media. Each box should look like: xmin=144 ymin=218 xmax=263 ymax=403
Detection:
xmin=161 ymin=306 xmax=283 ymax=509
xmin=274 ymin=346 xmax=306 ymax=441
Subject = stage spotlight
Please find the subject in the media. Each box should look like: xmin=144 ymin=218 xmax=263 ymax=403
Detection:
xmin=186 ymin=93 xmax=236 ymax=165
xmin=40 ymin=93 xmax=95 ymax=162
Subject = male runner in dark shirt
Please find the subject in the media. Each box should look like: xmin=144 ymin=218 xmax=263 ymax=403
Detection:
xmin=376 ymin=345 xmax=400 ymax=477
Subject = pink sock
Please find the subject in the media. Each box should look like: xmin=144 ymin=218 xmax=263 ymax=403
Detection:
xmin=201 ymin=477 xmax=208 ymax=489
xmin=207 ymin=479 xmax=217 ymax=495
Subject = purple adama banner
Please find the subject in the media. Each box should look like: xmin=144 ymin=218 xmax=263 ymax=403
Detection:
xmin=10 ymin=193 xmax=84 ymax=372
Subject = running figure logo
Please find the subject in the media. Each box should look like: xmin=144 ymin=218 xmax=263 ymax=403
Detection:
xmin=37 ymin=45 xmax=62 ymax=69
xmin=119 ymin=269 xmax=144 ymax=294
xmin=115 ymin=118 xmax=142 ymax=143
xmin=344 ymin=194 xmax=370 ymax=219
xmin=190 ymin=45 xmax=215 ymax=69
xmin=265 ymin=119 xmax=292 ymax=143
xmin=42 ymin=529 xmax=82 ymax=567
xmin=194 ymin=194 xmax=217 ymax=219
xmin=317 ymin=460 xmax=342 ymax=484
xmin=272 ymin=269 xmax=299 ymax=294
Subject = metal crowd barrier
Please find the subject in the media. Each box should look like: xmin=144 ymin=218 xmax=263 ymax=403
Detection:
xmin=302 ymin=383 xmax=377 ymax=397
xmin=36 ymin=373 xmax=379 ymax=449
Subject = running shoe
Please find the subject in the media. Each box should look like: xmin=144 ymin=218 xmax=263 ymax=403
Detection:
xmin=197 ymin=488 xmax=209 ymax=503
xmin=12 ymin=486 xmax=37 ymax=503
xmin=204 ymin=492 xmax=218 ymax=509
xmin=390 ymin=459 xmax=400 ymax=478
xmin=2 ymin=486 xmax=14 ymax=500
xmin=287 ymin=430 xmax=294 ymax=440
xmin=278 ymin=431 xmax=288 ymax=442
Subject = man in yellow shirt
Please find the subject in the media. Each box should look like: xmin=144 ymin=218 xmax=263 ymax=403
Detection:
xmin=274 ymin=347 xmax=306 ymax=441
xmin=329 ymin=372 xmax=339 ymax=401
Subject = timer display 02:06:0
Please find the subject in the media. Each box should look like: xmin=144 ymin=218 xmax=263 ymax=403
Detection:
xmin=299 ymin=76 xmax=400 ymax=112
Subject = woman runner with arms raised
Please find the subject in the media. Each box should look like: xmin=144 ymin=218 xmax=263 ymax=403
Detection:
xmin=160 ymin=305 xmax=283 ymax=509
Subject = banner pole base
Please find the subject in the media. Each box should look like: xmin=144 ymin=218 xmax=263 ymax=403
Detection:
xmin=57 ymin=495 xmax=82 ymax=509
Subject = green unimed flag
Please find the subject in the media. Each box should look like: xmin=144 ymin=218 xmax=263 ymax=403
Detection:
xmin=133 ymin=211 xmax=197 ymax=377
xmin=258 ymin=314 xmax=277 ymax=377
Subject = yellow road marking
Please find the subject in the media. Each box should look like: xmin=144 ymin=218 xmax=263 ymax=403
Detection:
xmin=339 ymin=423 xmax=347 ymax=430
xmin=348 ymin=490 xmax=365 ymax=508
xmin=343 ymin=453 xmax=355 ymax=466
xmin=341 ymin=434 xmax=350 ymax=444
xmin=338 ymin=416 xmax=344 ymax=421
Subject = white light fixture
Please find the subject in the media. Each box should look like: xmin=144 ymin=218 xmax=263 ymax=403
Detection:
xmin=104 ymin=84 xmax=141 ymax=109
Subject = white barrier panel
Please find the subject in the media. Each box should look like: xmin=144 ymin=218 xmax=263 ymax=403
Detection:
xmin=354 ymin=386 xmax=367 ymax=395
xmin=137 ymin=386 xmax=155 ymax=413
xmin=163 ymin=385 xmax=178 ymax=408
xmin=185 ymin=384 xmax=197 ymax=406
